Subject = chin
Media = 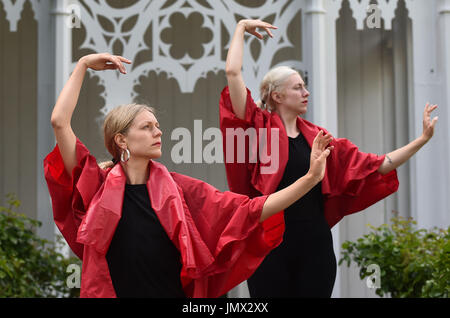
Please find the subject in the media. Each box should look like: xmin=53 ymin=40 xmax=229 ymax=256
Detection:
xmin=152 ymin=151 xmax=162 ymax=159
xmin=298 ymin=105 xmax=307 ymax=115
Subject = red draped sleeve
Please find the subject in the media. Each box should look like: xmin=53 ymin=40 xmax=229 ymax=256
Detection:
xmin=43 ymin=138 xmax=107 ymax=259
xmin=170 ymin=172 xmax=274 ymax=298
xmin=321 ymin=137 xmax=399 ymax=227
xmin=219 ymin=86 xmax=278 ymax=198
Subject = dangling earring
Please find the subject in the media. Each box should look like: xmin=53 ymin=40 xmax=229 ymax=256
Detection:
xmin=121 ymin=148 xmax=131 ymax=163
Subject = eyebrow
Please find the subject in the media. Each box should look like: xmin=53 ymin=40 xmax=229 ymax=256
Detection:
xmin=141 ymin=120 xmax=159 ymax=126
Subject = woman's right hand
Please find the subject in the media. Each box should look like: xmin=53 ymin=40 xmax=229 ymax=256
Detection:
xmin=79 ymin=53 xmax=131 ymax=74
xmin=237 ymin=19 xmax=277 ymax=39
xmin=307 ymin=131 xmax=334 ymax=183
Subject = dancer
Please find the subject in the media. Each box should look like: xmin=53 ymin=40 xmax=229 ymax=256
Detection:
xmin=44 ymin=53 xmax=333 ymax=298
xmin=221 ymin=19 xmax=438 ymax=297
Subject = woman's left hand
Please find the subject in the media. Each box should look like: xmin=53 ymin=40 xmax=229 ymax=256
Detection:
xmin=308 ymin=131 xmax=334 ymax=183
xmin=422 ymin=103 xmax=438 ymax=141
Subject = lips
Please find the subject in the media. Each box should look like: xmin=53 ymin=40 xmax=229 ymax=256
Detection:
xmin=152 ymin=142 xmax=161 ymax=146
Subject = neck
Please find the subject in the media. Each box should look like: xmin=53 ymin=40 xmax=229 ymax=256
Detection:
xmin=121 ymin=158 xmax=151 ymax=185
xmin=275 ymin=108 xmax=300 ymax=138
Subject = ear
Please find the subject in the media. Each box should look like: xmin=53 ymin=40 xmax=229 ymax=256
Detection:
xmin=114 ymin=133 xmax=127 ymax=150
xmin=271 ymin=91 xmax=283 ymax=104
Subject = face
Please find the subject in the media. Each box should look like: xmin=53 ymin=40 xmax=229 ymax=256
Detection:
xmin=274 ymin=73 xmax=310 ymax=115
xmin=119 ymin=110 xmax=163 ymax=160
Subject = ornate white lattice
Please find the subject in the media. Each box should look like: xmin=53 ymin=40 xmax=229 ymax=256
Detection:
xmin=1 ymin=0 xmax=45 ymax=31
xmin=1 ymin=0 xmax=410 ymax=115
xmin=2 ymin=0 xmax=28 ymax=31
xmin=68 ymin=0 xmax=309 ymax=115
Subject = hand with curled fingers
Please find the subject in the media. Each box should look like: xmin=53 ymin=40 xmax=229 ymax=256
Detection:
xmin=422 ymin=103 xmax=438 ymax=142
xmin=307 ymin=130 xmax=334 ymax=183
xmin=237 ymin=19 xmax=278 ymax=39
xmin=79 ymin=53 xmax=132 ymax=74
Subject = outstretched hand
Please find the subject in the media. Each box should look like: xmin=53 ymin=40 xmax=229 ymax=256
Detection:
xmin=79 ymin=53 xmax=132 ymax=74
xmin=422 ymin=103 xmax=438 ymax=141
xmin=238 ymin=19 xmax=278 ymax=39
xmin=308 ymin=131 xmax=334 ymax=182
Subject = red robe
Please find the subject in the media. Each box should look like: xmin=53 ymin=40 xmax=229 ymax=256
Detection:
xmin=44 ymin=138 xmax=276 ymax=298
xmin=219 ymin=86 xmax=399 ymax=246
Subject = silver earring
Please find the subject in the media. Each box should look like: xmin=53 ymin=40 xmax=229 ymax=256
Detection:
xmin=121 ymin=149 xmax=130 ymax=163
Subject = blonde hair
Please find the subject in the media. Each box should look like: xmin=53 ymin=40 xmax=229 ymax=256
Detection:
xmin=98 ymin=103 xmax=156 ymax=169
xmin=259 ymin=66 xmax=299 ymax=111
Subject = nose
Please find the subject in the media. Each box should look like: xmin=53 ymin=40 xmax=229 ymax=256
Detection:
xmin=154 ymin=127 xmax=162 ymax=137
xmin=303 ymin=88 xmax=310 ymax=97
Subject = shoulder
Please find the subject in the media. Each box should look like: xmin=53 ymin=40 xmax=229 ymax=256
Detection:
xmin=169 ymin=172 xmax=220 ymax=197
xmin=298 ymin=117 xmax=329 ymax=134
xmin=220 ymin=86 xmax=273 ymax=126
xmin=221 ymin=85 xmax=252 ymax=101
xmin=220 ymin=86 xmax=261 ymax=109
xmin=170 ymin=171 xmax=208 ymax=187
xmin=150 ymin=161 xmax=208 ymax=189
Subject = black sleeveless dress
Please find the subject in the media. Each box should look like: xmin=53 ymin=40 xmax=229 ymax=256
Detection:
xmin=247 ymin=132 xmax=337 ymax=297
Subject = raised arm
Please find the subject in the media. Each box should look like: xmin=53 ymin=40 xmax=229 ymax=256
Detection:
xmin=225 ymin=20 xmax=277 ymax=120
xmin=260 ymin=131 xmax=334 ymax=222
xmin=377 ymin=103 xmax=438 ymax=175
xmin=50 ymin=53 xmax=131 ymax=176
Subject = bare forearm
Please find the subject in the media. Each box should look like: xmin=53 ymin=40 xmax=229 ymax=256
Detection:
xmin=50 ymin=58 xmax=88 ymax=176
xmin=51 ymin=59 xmax=88 ymax=128
xmin=225 ymin=23 xmax=248 ymax=120
xmin=260 ymin=174 xmax=318 ymax=222
xmin=225 ymin=23 xmax=245 ymax=76
xmin=378 ymin=135 xmax=428 ymax=175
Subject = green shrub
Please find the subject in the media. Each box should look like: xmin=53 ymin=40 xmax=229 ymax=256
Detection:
xmin=339 ymin=214 xmax=450 ymax=298
xmin=0 ymin=194 xmax=81 ymax=297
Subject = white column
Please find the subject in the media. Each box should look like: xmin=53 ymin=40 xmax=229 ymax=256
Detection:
xmin=34 ymin=0 xmax=57 ymax=242
xmin=305 ymin=0 xmax=328 ymax=128
xmin=323 ymin=0 xmax=342 ymax=298
xmin=306 ymin=0 xmax=343 ymax=298
xmin=438 ymin=0 xmax=450 ymax=226
xmin=391 ymin=4 xmax=411 ymax=219
xmin=440 ymin=0 xmax=450 ymax=100
xmin=46 ymin=0 xmax=73 ymax=253
xmin=323 ymin=0 xmax=342 ymax=137
xmin=53 ymin=0 xmax=72 ymax=97
xmin=404 ymin=0 xmax=449 ymax=229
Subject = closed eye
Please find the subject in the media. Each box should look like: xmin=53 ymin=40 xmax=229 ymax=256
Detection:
xmin=143 ymin=124 xmax=160 ymax=129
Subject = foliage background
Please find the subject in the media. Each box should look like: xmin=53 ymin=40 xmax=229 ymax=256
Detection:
xmin=0 ymin=194 xmax=80 ymax=298
xmin=340 ymin=214 xmax=450 ymax=298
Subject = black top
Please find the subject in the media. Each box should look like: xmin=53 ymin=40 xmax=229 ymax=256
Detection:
xmin=276 ymin=132 xmax=326 ymax=223
xmin=106 ymin=184 xmax=185 ymax=298
xmin=247 ymin=132 xmax=336 ymax=297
